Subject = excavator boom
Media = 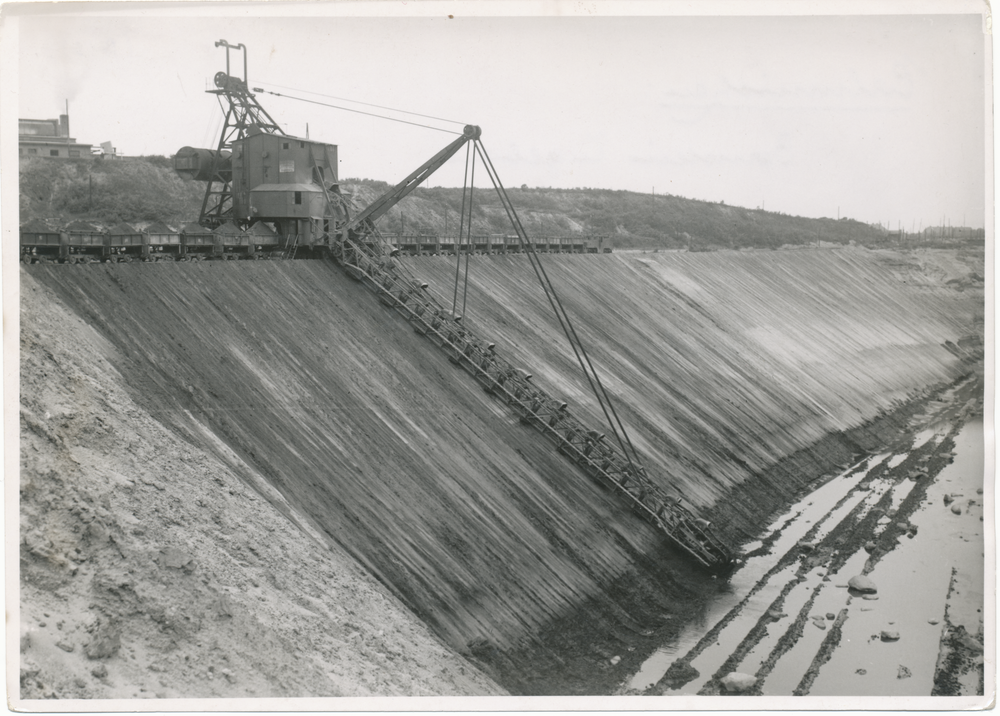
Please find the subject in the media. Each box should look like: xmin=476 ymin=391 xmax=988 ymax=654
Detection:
xmin=345 ymin=125 xmax=481 ymax=235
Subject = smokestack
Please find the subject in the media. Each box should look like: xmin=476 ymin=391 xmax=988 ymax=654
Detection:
xmin=63 ymin=98 xmax=69 ymax=141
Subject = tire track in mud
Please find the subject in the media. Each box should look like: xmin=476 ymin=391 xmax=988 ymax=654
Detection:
xmin=639 ymin=373 xmax=982 ymax=696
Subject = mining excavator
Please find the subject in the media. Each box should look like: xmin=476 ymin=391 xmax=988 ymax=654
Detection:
xmin=173 ymin=40 xmax=735 ymax=571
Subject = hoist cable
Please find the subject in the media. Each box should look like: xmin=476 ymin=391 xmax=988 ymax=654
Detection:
xmin=255 ymin=89 xmax=461 ymax=135
xmin=461 ymin=150 xmax=476 ymax=318
xmin=254 ymin=81 xmax=468 ymax=127
xmin=473 ymin=141 xmax=642 ymax=469
xmin=452 ymin=143 xmax=471 ymax=316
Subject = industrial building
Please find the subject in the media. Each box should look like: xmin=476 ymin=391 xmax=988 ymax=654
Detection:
xmin=18 ymin=115 xmax=93 ymax=158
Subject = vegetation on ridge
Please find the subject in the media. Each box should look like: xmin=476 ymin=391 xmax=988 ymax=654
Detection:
xmin=18 ymin=155 xmax=965 ymax=251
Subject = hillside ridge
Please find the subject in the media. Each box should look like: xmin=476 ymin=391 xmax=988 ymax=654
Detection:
xmin=18 ymin=156 xmax=959 ymax=251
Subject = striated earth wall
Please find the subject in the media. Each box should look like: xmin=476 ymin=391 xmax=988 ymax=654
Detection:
xmin=19 ymin=247 xmax=982 ymax=695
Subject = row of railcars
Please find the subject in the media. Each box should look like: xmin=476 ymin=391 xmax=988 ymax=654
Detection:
xmin=387 ymin=234 xmax=609 ymax=256
xmin=19 ymin=219 xmax=288 ymax=263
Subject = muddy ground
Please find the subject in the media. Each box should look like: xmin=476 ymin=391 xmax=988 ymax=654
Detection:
xmin=15 ymin=246 xmax=985 ymax=700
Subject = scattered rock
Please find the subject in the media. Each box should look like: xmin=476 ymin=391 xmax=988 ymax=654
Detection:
xmin=943 ymin=494 xmax=954 ymax=506
xmin=91 ymin=664 xmax=108 ymax=679
xmin=813 ymin=621 xmax=827 ymax=630
xmin=55 ymin=640 xmax=75 ymax=653
xmin=800 ymin=542 xmax=815 ymax=553
xmin=976 ymin=488 xmax=983 ymax=495
xmin=85 ymin=619 xmax=121 ymax=659
xmin=720 ymin=672 xmax=757 ymax=693
xmin=21 ymin=659 xmax=40 ymax=681
xmin=848 ymin=575 xmax=877 ymax=594
xmin=897 ymin=665 xmax=912 ymax=679
xmin=215 ymin=594 xmax=235 ymax=618
xmin=856 ymin=668 xmax=867 ymax=675
xmin=928 ymin=619 xmax=940 ymax=625
xmin=951 ymin=504 xmax=962 ymax=515
xmin=862 ymin=594 xmax=879 ymax=601
xmin=863 ymin=540 xmax=877 ymax=553
xmin=160 ymin=546 xmax=193 ymax=569
xmin=662 ymin=661 xmax=700 ymax=690
xmin=880 ymin=630 xmax=900 ymax=642
xmin=767 ymin=609 xmax=786 ymax=621
xmin=895 ymin=522 xmax=908 ymax=529
xmin=959 ymin=633 xmax=984 ymax=654
xmin=609 ymin=655 xmax=621 ymax=666
xmin=826 ymin=613 xmax=836 ymax=620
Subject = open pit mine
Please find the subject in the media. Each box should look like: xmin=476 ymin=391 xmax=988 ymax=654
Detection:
xmin=17 ymin=41 xmax=987 ymax=702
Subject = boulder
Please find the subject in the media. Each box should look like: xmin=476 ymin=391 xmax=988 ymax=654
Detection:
xmin=720 ymin=672 xmax=757 ymax=693
xmin=161 ymin=546 xmax=193 ymax=569
xmin=610 ymin=655 xmax=621 ymax=666
xmin=826 ymin=613 xmax=836 ymax=620
xmin=85 ymin=619 xmax=121 ymax=660
xmin=897 ymin=665 xmax=912 ymax=679
xmin=951 ymin=504 xmax=962 ymax=515
xmin=864 ymin=540 xmax=877 ymax=553
xmin=848 ymin=575 xmax=877 ymax=594
xmin=880 ymin=630 xmax=900 ymax=642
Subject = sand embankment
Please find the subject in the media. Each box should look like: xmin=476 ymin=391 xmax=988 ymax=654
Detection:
xmin=18 ymin=246 xmax=981 ymax=696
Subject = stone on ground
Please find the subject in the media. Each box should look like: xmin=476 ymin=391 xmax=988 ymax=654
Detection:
xmin=720 ymin=672 xmax=757 ymax=693
xmin=848 ymin=575 xmax=877 ymax=594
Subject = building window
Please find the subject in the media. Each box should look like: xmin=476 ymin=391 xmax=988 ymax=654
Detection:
xmin=69 ymin=150 xmax=80 ymax=157
xmin=299 ymin=141 xmax=305 ymax=148
xmin=282 ymin=142 xmax=290 ymax=150
xmin=294 ymin=191 xmax=302 ymax=205
xmin=50 ymin=149 xmax=60 ymax=157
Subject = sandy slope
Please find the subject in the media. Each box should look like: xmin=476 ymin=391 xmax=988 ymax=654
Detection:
xmin=18 ymin=270 xmax=503 ymax=699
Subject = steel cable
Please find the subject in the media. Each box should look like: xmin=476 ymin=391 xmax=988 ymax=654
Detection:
xmin=254 ymin=89 xmax=461 ymax=135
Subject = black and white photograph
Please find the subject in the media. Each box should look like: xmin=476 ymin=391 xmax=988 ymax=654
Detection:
xmin=4 ymin=0 xmax=992 ymax=709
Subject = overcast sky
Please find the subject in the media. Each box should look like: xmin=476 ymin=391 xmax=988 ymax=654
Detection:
xmin=7 ymin=1 xmax=990 ymax=230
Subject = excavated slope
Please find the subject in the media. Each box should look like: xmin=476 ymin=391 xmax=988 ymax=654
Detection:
xmin=22 ymin=247 xmax=978 ymax=681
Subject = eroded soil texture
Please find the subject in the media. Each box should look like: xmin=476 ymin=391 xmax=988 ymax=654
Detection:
xmin=18 ymin=246 xmax=984 ymax=698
